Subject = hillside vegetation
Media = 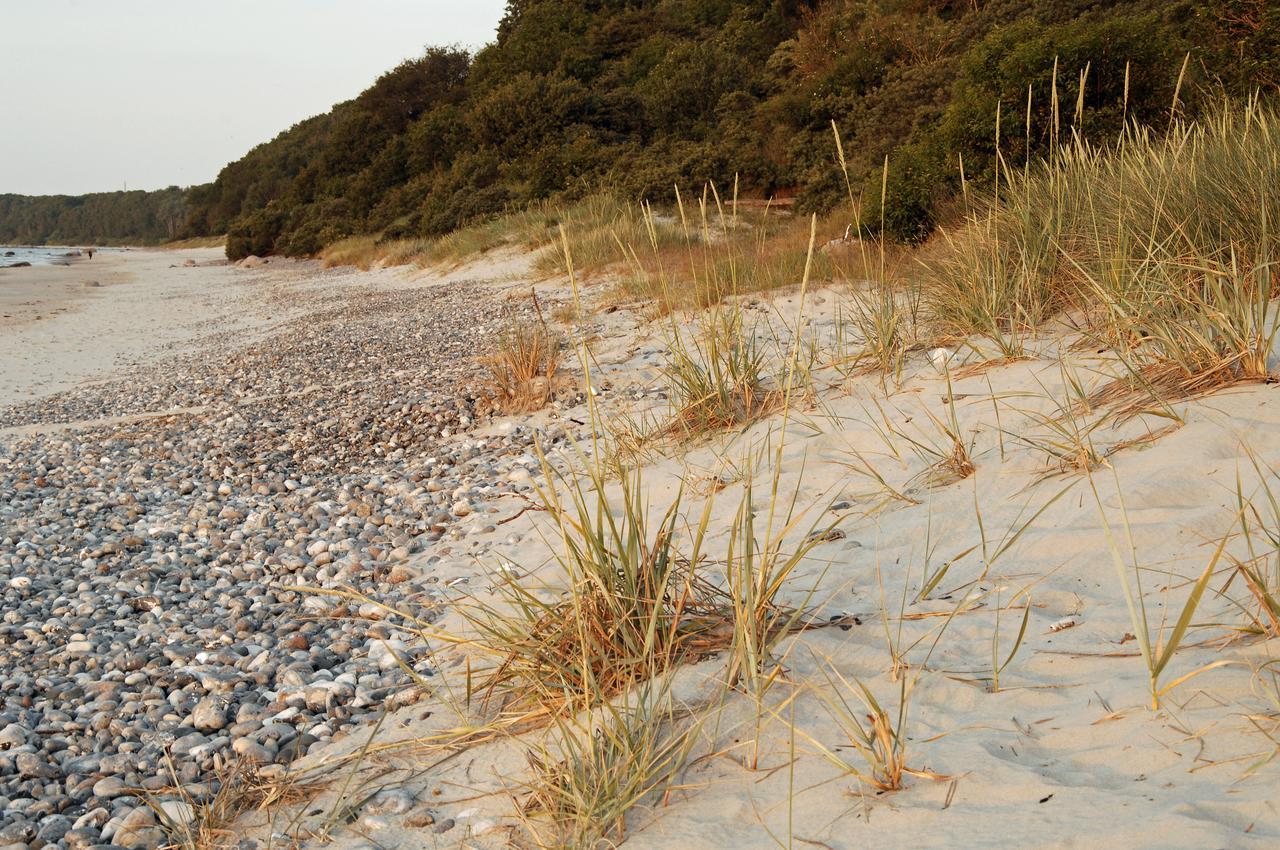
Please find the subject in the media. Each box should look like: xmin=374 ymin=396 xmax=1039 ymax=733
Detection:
xmin=1 ymin=0 xmax=1274 ymax=255
xmin=191 ymin=0 xmax=1276 ymax=260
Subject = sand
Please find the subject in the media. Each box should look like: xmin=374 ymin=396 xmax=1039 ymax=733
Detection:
xmin=0 ymin=248 xmax=256 ymax=407
xmin=7 ymin=247 xmax=1280 ymax=848
xmin=209 ymin=256 xmax=1280 ymax=849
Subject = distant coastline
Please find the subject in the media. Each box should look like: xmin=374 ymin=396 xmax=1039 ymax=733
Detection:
xmin=0 ymin=245 xmax=120 ymax=269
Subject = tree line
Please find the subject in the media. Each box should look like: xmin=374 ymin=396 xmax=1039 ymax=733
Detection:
xmin=3 ymin=1 xmax=1275 ymax=256
xmin=0 ymin=188 xmax=188 ymax=246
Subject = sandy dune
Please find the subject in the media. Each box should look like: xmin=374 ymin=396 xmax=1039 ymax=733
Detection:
xmin=214 ymin=263 xmax=1280 ymax=850
xmin=4 ymin=249 xmax=1279 ymax=849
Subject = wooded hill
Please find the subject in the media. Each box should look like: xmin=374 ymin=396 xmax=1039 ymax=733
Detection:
xmin=3 ymin=1 xmax=1275 ymax=255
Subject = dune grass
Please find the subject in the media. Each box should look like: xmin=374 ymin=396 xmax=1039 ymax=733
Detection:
xmin=921 ymin=100 xmax=1280 ymax=407
xmin=458 ymin=460 xmax=729 ymax=721
xmin=485 ymin=315 xmax=562 ymax=412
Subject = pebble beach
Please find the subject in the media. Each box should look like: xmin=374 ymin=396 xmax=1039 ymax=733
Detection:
xmin=3 ymin=246 xmax=1279 ymax=850
xmin=0 ymin=250 xmax=565 ymax=849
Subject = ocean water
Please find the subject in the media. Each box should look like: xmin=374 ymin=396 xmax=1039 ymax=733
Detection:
xmin=0 ymin=246 xmax=104 ymax=268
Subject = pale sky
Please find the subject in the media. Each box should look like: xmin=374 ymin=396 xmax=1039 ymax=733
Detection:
xmin=0 ymin=0 xmax=507 ymax=196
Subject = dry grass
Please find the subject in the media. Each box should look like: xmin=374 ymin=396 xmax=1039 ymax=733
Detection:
xmin=485 ymin=316 xmax=563 ymax=413
xmin=535 ymin=194 xmax=691 ymax=281
xmin=320 ymin=233 xmax=456 ymax=270
xmin=145 ymin=761 xmax=328 ymax=850
xmin=421 ymin=202 xmax=568 ymax=267
xmin=164 ymin=234 xmax=226 ymax=250
xmin=661 ymin=306 xmax=779 ymax=439
xmin=618 ymin=207 xmax=841 ymax=316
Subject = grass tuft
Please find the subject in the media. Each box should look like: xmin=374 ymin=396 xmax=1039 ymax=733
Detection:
xmin=485 ymin=315 xmax=563 ymax=413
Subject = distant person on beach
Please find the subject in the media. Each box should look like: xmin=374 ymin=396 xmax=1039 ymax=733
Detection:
xmin=86 ymin=248 xmax=95 ymax=259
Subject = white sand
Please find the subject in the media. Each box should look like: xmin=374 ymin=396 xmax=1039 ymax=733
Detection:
xmin=246 ymin=261 xmax=1280 ymax=849
xmin=0 ymin=248 xmax=258 ymax=407
xmin=12 ymin=248 xmax=1278 ymax=847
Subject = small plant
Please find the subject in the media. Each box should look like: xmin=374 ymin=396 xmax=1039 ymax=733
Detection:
xmin=802 ymin=655 xmax=951 ymax=794
xmin=519 ymin=687 xmax=700 ymax=849
xmin=1005 ymin=360 xmax=1109 ymax=478
xmin=662 ymin=306 xmax=778 ymax=438
xmin=486 ymin=315 xmax=562 ymax=412
xmin=1089 ymin=469 xmax=1237 ymax=709
xmin=827 ymin=132 xmax=920 ymax=384
xmin=828 ymin=443 xmax=921 ymax=517
xmin=842 ymin=280 xmax=915 ymax=383
xmin=896 ymin=367 xmax=978 ymax=488
xmin=1224 ymin=450 xmax=1280 ymax=638
xmin=724 ymin=472 xmax=828 ymax=769
xmin=989 ymin=584 xmax=1032 ymax=693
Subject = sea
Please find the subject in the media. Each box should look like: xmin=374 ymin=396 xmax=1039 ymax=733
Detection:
xmin=0 ymin=246 xmax=112 ymax=268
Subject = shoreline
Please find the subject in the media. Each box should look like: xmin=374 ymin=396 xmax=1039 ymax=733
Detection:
xmin=0 ymin=248 xmax=245 ymax=407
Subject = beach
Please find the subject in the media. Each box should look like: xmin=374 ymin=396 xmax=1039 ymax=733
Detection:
xmin=0 ymin=249 xmax=249 ymax=408
xmin=1 ymin=247 xmax=1278 ymax=850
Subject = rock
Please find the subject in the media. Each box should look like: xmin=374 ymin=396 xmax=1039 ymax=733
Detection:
xmin=62 ymin=828 xmax=100 ymax=850
xmin=238 ymin=255 xmax=267 ymax=268
xmin=36 ymin=815 xmax=72 ymax=844
xmin=403 ymin=806 xmax=437 ymax=828
xmin=0 ymin=274 xmax=545 ymax=832
xmin=156 ymin=800 xmax=195 ymax=828
xmin=92 ymin=776 xmax=128 ymax=799
xmin=230 ymin=738 xmax=273 ymax=764
xmin=364 ymin=788 xmax=414 ymax=816
xmin=0 ymin=722 xmax=31 ymax=748
xmin=105 ymin=806 xmax=156 ymax=847
xmin=15 ymin=752 xmax=59 ymax=779
xmin=387 ymin=564 xmax=415 ymax=583
xmin=191 ymin=697 xmax=227 ymax=731
xmin=121 ymin=826 xmax=166 ymax=849
xmin=84 ymin=280 xmax=103 ymax=288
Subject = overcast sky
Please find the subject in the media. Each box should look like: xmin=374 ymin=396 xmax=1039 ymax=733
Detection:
xmin=1 ymin=0 xmax=506 ymax=196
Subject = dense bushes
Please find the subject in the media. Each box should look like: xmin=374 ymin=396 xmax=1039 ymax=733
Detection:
xmin=22 ymin=0 xmax=1263 ymax=258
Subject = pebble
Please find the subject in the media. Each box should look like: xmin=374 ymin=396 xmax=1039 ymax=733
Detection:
xmin=0 ymin=277 xmax=580 ymax=848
